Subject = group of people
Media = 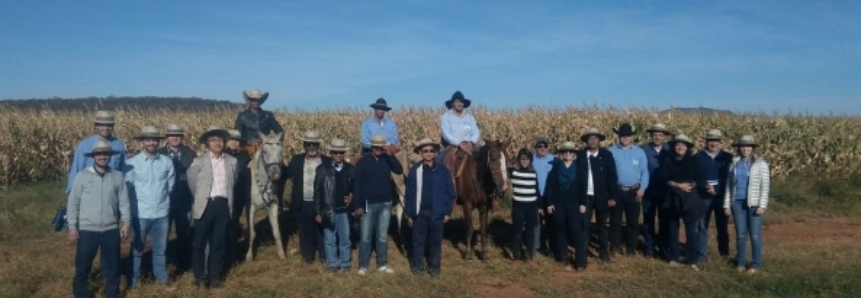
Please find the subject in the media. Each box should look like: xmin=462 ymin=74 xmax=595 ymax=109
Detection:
xmin=64 ymin=88 xmax=770 ymax=298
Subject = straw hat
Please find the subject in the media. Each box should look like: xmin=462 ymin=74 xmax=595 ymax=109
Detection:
xmin=369 ymin=98 xmax=392 ymax=111
xmin=93 ymin=111 xmax=116 ymax=125
xmin=369 ymin=134 xmax=388 ymax=147
xmin=668 ymin=134 xmax=694 ymax=148
xmin=445 ymin=90 xmax=472 ymax=109
xmin=198 ymin=125 xmax=230 ymax=145
xmin=243 ymin=89 xmax=269 ymax=104
xmin=704 ymin=129 xmax=724 ymax=140
xmin=557 ymin=141 xmax=577 ymax=152
xmin=300 ymin=130 xmax=323 ymax=143
xmin=164 ymin=123 xmax=185 ymax=136
xmin=227 ymin=129 xmax=243 ymax=141
xmin=134 ymin=126 xmax=162 ymax=140
xmin=327 ymin=138 xmax=351 ymax=152
xmin=579 ymin=128 xmax=606 ymax=142
xmin=84 ymin=139 xmax=119 ymax=157
xmin=412 ymin=137 xmax=441 ymax=154
xmin=732 ymin=135 xmax=760 ymax=147
xmin=646 ymin=123 xmax=670 ymax=134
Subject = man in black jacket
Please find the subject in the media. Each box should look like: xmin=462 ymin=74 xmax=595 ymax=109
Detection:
xmin=157 ymin=123 xmax=197 ymax=271
xmin=234 ymin=89 xmax=284 ymax=143
xmin=223 ymin=129 xmax=250 ymax=269
xmin=576 ymin=128 xmax=619 ymax=267
xmin=313 ymin=138 xmax=355 ymax=273
xmin=285 ymin=130 xmax=330 ymax=264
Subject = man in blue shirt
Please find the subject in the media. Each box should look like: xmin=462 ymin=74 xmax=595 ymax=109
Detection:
xmin=439 ymin=91 xmax=480 ymax=168
xmin=607 ymin=124 xmax=649 ymax=257
xmin=532 ymin=137 xmax=558 ymax=255
xmin=641 ymin=123 xmax=671 ymax=258
xmin=694 ymin=129 xmax=733 ymax=260
xmin=361 ymin=98 xmax=399 ymax=156
xmin=66 ymin=111 xmax=127 ymax=194
xmin=124 ymin=126 xmax=175 ymax=289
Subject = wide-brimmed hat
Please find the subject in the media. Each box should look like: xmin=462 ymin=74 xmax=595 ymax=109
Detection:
xmin=198 ymin=125 xmax=230 ymax=145
xmin=227 ymin=129 xmax=243 ymax=141
xmin=243 ymin=89 xmax=269 ymax=104
xmin=668 ymin=134 xmax=694 ymax=148
xmin=369 ymin=98 xmax=392 ymax=111
xmin=613 ymin=123 xmax=636 ymax=136
xmin=300 ymin=130 xmax=323 ymax=143
xmin=646 ymin=123 xmax=670 ymax=134
xmin=445 ymin=90 xmax=472 ymax=109
xmin=732 ymin=135 xmax=760 ymax=147
xmin=579 ymin=128 xmax=606 ymax=143
xmin=369 ymin=134 xmax=388 ymax=147
xmin=413 ymin=137 xmax=441 ymax=154
xmin=93 ymin=111 xmax=116 ymax=125
xmin=327 ymin=138 xmax=351 ymax=152
xmin=557 ymin=141 xmax=577 ymax=152
xmin=704 ymin=129 xmax=724 ymax=140
xmin=135 ymin=126 xmax=163 ymax=140
xmin=84 ymin=139 xmax=119 ymax=157
xmin=164 ymin=123 xmax=185 ymax=136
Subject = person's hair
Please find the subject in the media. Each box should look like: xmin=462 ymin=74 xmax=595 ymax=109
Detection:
xmin=515 ymin=148 xmax=535 ymax=171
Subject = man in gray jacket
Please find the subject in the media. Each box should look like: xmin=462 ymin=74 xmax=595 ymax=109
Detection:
xmin=67 ymin=139 xmax=131 ymax=298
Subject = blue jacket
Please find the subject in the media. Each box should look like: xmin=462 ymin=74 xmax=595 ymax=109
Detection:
xmin=404 ymin=162 xmax=456 ymax=220
xmin=694 ymin=150 xmax=733 ymax=198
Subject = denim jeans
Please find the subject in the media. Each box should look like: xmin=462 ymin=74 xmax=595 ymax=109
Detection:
xmin=359 ymin=201 xmax=391 ymax=269
xmin=697 ymin=196 xmax=730 ymax=260
xmin=731 ymin=200 xmax=764 ymax=269
xmin=641 ymin=194 xmax=660 ymax=256
xmin=323 ymin=212 xmax=352 ymax=269
xmin=74 ymin=229 xmax=121 ymax=298
xmin=130 ymin=216 xmax=170 ymax=286
xmin=411 ymin=209 xmax=444 ymax=275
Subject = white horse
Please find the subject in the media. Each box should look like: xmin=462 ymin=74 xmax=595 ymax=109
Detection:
xmin=245 ymin=131 xmax=286 ymax=261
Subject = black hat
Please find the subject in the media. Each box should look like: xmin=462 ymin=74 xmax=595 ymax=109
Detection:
xmin=613 ymin=123 xmax=636 ymax=136
xmin=445 ymin=90 xmax=472 ymax=109
xmin=369 ymin=98 xmax=392 ymax=111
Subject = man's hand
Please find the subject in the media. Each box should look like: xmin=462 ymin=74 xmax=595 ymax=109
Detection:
xmin=538 ymin=209 xmax=544 ymax=216
xmin=315 ymin=215 xmax=323 ymax=224
xmin=636 ymin=190 xmax=645 ymax=203
xmin=407 ymin=217 xmax=413 ymax=227
xmin=344 ymin=194 xmax=352 ymax=205
xmin=724 ymin=208 xmax=732 ymax=217
xmin=579 ymin=205 xmax=587 ymax=214
xmin=386 ymin=145 xmax=398 ymax=155
xmin=706 ymin=185 xmax=717 ymax=196
xmin=354 ymin=208 xmax=365 ymax=217
xmin=675 ymin=182 xmax=693 ymax=192
xmin=547 ymin=205 xmax=555 ymax=214
xmin=68 ymin=229 xmax=79 ymax=242
xmin=755 ymin=208 xmax=766 ymax=215
xmin=458 ymin=142 xmax=473 ymax=155
xmin=444 ymin=215 xmax=450 ymax=223
xmin=120 ymin=226 xmax=130 ymax=241
xmin=608 ymin=199 xmax=617 ymax=207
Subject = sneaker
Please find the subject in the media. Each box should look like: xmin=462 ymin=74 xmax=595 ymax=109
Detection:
xmin=691 ymin=264 xmax=700 ymax=271
xmin=669 ymin=261 xmax=680 ymax=267
xmin=377 ymin=265 xmax=395 ymax=273
xmin=736 ymin=266 xmax=745 ymax=272
xmin=747 ymin=268 xmax=758 ymax=274
xmin=357 ymin=268 xmax=368 ymax=275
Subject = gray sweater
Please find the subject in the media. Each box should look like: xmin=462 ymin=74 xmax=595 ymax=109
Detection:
xmin=67 ymin=166 xmax=131 ymax=231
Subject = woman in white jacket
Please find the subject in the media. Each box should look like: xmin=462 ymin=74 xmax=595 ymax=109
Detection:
xmin=723 ymin=135 xmax=770 ymax=274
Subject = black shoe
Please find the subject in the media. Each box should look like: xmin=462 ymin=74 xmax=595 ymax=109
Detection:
xmin=600 ymin=255 xmax=612 ymax=263
xmin=193 ymin=279 xmax=204 ymax=289
xmin=209 ymin=279 xmax=224 ymax=289
xmin=575 ymin=267 xmax=586 ymax=272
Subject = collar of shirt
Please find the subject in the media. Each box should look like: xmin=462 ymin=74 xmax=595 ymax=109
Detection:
xmin=334 ymin=162 xmax=343 ymax=171
xmin=614 ymin=144 xmax=633 ymax=151
xmin=588 ymin=150 xmax=599 ymax=158
xmin=305 ymin=153 xmax=320 ymax=160
xmin=208 ymin=151 xmax=224 ymax=161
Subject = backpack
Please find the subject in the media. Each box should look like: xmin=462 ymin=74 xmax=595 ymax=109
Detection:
xmin=51 ymin=207 xmax=67 ymax=232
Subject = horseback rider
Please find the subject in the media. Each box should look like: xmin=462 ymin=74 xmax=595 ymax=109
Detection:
xmin=439 ymin=90 xmax=480 ymax=178
xmin=361 ymin=98 xmax=399 ymax=156
xmin=234 ymin=89 xmax=285 ymax=149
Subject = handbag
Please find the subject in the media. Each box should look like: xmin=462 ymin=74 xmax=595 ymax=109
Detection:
xmin=51 ymin=207 xmax=68 ymax=232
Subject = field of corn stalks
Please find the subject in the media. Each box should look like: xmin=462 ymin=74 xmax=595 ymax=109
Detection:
xmin=1 ymin=105 xmax=859 ymax=186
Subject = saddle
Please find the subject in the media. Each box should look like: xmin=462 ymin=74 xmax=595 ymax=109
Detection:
xmin=443 ymin=145 xmax=470 ymax=178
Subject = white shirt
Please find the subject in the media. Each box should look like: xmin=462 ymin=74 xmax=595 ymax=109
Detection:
xmin=209 ymin=153 xmax=228 ymax=198
xmin=587 ymin=150 xmax=598 ymax=196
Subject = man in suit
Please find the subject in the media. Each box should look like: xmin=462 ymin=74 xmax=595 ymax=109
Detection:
xmin=187 ymin=126 xmax=238 ymax=289
xmin=285 ymin=130 xmax=331 ymax=264
xmin=576 ymin=128 xmax=619 ymax=266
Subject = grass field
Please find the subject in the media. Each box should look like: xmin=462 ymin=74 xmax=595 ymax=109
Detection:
xmin=1 ymin=177 xmax=860 ymax=298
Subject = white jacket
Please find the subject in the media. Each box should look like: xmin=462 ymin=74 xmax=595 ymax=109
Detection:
xmin=723 ymin=155 xmax=770 ymax=209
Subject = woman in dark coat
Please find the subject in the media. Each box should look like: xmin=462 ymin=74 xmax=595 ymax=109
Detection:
xmin=660 ymin=134 xmax=708 ymax=271
xmin=544 ymin=141 xmax=585 ymax=271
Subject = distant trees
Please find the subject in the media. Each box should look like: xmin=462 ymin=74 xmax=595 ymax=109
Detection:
xmin=0 ymin=96 xmax=244 ymax=112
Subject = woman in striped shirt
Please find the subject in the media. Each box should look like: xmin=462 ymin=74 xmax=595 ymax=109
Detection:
xmin=509 ymin=148 xmax=543 ymax=261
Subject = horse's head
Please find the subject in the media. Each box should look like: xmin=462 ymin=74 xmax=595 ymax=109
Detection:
xmin=258 ymin=131 xmax=284 ymax=182
xmin=483 ymin=139 xmax=510 ymax=192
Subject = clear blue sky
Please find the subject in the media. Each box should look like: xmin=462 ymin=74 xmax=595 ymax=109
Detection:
xmin=2 ymin=1 xmax=859 ymax=114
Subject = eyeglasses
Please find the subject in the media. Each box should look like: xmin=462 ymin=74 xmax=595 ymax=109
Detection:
xmin=421 ymin=150 xmax=436 ymax=154
xmin=536 ymin=144 xmax=548 ymax=148
xmin=304 ymin=143 xmax=319 ymax=147
xmin=560 ymin=150 xmax=575 ymax=154
xmin=331 ymin=151 xmax=346 ymax=155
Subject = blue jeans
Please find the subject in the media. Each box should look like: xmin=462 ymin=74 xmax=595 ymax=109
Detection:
xmin=660 ymin=207 xmax=699 ymax=265
xmin=74 ymin=229 xmax=121 ymax=298
xmin=697 ymin=196 xmax=730 ymax=260
xmin=411 ymin=209 xmax=444 ymax=275
xmin=130 ymin=216 xmax=169 ymax=286
xmin=359 ymin=201 xmax=391 ymax=269
xmin=731 ymin=201 xmax=764 ymax=269
xmin=323 ymin=212 xmax=352 ymax=269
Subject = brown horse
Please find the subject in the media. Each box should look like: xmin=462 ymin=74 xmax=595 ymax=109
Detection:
xmin=448 ymin=139 xmax=510 ymax=261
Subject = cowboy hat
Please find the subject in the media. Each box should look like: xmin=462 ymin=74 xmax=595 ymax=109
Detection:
xmin=445 ymin=90 xmax=472 ymax=109
xmin=84 ymin=139 xmax=119 ymax=157
xmin=704 ymin=129 xmax=724 ymax=140
xmin=164 ymin=123 xmax=185 ymax=136
xmin=300 ymin=130 xmax=323 ymax=143
xmin=646 ymin=123 xmax=670 ymax=134
xmin=579 ymin=128 xmax=606 ymax=143
xmin=134 ymin=126 xmax=163 ymax=140
xmin=369 ymin=134 xmax=388 ymax=148
xmin=668 ymin=134 xmax=695 ymax=148
xmin=198 ymin=125 xmax=230 ymax=145
xmin=413 ymin=137 xmax=441 ymax=154
xmin=369 ymin=98 xmax=392 ymax=111
xmin=243 ymin=89 xmax=269 ymax=104
xmin=557 ymin=141 xmax=577 ymax=152
xmin=227 ymin=129 xmax=244 ymax=141
xmin=732 ymin=135 xmax=760 ymax=147
xmin=613 ymin=123 xmax=636 ymax=136
xmin=327 ymin=138 xmax=351 ymax=152
xmin=93 ymin=111 xmax=116 ymax=125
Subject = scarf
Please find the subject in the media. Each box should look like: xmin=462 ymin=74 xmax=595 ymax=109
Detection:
xmin=557 ymin=162 xmax=577 ymax=188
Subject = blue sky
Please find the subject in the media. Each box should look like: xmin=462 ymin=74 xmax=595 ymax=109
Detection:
xmin=1 ymin=1 xmax=859 ymax=114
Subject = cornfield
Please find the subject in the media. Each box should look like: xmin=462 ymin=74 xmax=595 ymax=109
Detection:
xmin=1 ymin=105 xmax=859 ymax=186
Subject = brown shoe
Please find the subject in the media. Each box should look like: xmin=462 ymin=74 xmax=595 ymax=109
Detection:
xmin=746 ymin=268 xmax=758 ymax=274
xmin=736 ymin=266 xmax=745 ymax=272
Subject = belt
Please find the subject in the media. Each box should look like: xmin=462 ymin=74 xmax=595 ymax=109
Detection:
xmin=618 ymin=184 xmax=640 ymax=191
xmin=208 ymin=196 xmax=228 ymax=201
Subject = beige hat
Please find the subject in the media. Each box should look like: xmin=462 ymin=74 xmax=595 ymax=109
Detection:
xmin=669 ymin=134 xmax=694 ymax=147
xmin=198 ymin=125 xmax=230 ymax=145
xmin=327 ymin=138 xmax=350 ymax=152
xmin=84 ymin=139 xmax=119 ymax=157
xmin=300 ymin=130 xmax=323 ymax=143
xmin=732 ymin=135 xmax=759 ymax=147
xmin=579 ymin=128 xmax=606 ymax=143
xmin=165 ymin=123 xmax=184 ymax=136
xmin=557 ymin=141 xmax=577 ymax=152
xmin=646 ymin=123 xmax=670 ymax=134
xmin=93 ymin=111 xmax=116 ymax=125
xmin=243 ymin=89 xmax=269 ymax=104
xmin=704 ymin=129 xmax=724 ymax=140
xmin=135 ymin=126 xmax=162 ymax=140
xmin=369 ymin=134 xmax=388 ymax=147
xmin=412 ymin=137 xmax=441 ymax=154
xmin=227 ymin=129 xmax=243 ymax=141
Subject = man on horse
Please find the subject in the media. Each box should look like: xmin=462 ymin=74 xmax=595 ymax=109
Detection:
xmin=157 ymin=123 xmax=197 ymax=271
xmin=361 ymin=98 xmax=399 ymax=156
xmin=285 ymin=130 xmax=329 ymax=264
xmin=67 ymin=110 xmax=127 ymax=194
xmin=439 ymin=90 xmax=480 ymax=171
xmin=234 ymin=89 xmax=284 ymax=145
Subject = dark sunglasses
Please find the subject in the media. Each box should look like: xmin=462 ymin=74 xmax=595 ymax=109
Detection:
xmin=331 ymin=151 xmax=346 ymax=155
xmin=304 ymin=142 xmax=320 ymax=147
